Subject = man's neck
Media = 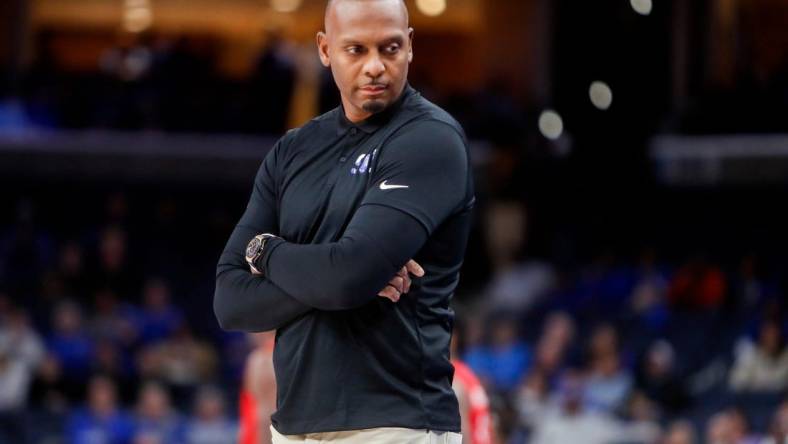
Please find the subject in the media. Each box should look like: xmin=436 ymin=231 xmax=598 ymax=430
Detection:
xmin=344 ymin=105 xmax=372 ymax=123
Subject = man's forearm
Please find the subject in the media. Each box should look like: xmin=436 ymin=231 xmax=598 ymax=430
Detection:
xmin=214 ymin=225 xmax=312 ymax=332
xmin=261 ymin=204 xmax=428 ymax=311
xmin=214 ymin=266 xmax=312 ymax=332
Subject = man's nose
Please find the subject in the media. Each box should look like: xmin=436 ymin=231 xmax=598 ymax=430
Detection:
xmin=363 ymin=55 xmax=385 ymax=78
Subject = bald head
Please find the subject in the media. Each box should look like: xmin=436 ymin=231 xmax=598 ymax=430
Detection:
xmin=324 ymin=0 xmax=409 ymax=34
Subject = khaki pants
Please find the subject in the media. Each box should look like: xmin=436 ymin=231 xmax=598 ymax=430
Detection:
xmin=270 ymin=425 xmax=462 ymax=444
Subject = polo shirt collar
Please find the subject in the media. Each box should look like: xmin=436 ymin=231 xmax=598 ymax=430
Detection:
xmin=336 ymin=83 xmax=415 ymax=136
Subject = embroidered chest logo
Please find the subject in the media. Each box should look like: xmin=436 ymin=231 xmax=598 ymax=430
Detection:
xmin=350 ymin=149 xmax=377 ymax=175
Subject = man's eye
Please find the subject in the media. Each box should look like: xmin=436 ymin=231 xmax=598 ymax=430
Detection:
xmin=347 ymin=46 xmax=362 ymax=55
xmin=384 ymin=45 xmax=400 ymax=54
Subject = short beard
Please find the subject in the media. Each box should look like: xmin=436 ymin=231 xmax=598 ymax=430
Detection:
xmin=362 ymin=100 xmax=386 ymax=115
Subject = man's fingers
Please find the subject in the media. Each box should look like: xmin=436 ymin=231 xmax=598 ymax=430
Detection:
xmin=379 ymin=264 xmax=421 ymax=302
xmin=396 ymin=266 xmax=412 ymax=293
xmin=377 ymin=285 xmax=400 ymax=302
xmin=390 ymin=276 xmax=405 ymax=293
xmin=406 ymin=260 xmax=425 ymax=277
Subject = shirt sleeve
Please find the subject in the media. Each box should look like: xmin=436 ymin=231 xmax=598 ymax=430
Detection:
xmin=361 ymin=119 xmax=470 ymax=234
xmin=213 ymin=139 xmax=313 ymax=332
xmin=262 ymin=205 xmax=427 ymax=311
xmin=260 ymin=119 xmax=469 ymax=311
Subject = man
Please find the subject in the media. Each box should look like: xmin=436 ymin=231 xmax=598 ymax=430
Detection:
xmin=213 ymin=0 xmax=474 ymax=442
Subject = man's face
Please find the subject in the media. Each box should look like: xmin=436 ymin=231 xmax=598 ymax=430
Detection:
xmin=318 ymin=0 xmax=413 ymax=122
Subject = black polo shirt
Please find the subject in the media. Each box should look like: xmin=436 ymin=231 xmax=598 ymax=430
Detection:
xmin=214 ymin=84 xmax=474 ymax=434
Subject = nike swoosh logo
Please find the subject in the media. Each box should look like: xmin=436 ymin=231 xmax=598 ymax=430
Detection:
xmin=380 ymin=180 xmax=409 ymax=190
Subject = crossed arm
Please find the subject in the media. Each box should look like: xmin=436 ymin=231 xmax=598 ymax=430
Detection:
xmin=213 ymin=120 xmax=467 ymax=331
xmin=213 ymin=155 xmax=429 ymax=331
xmin=214 ymin=202 xmax=428 ymax=331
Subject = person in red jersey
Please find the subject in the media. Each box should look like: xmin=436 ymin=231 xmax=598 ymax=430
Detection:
xmin=452 ymin=320 xmax=495 ymax=444
xmin=239 ymin=332 xmax=276 ymax=444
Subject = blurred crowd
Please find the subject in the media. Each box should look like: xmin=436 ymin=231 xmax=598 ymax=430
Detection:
xmin=1 ymin=31 xmax=297 ymax=135
xmin=451 ymin=200 xmax=788 ymax=444
xmin=0 ymin=197 xmax=243 ymax=443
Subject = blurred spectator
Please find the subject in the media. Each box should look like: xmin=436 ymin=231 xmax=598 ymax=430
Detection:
xmin=0 ymin=306 xmax=45 ymax=440
xmin=766 ymin=400 xmax=788 ymax=444
xmin=29 ymin=352 xmax=71 ymax=411
xmin=47 ymin=300 xmax=94 ymax=384
xmin=729 ymin=319 xmax=788 ymax=392
xmin=481 ymin=202 xmax=557 ymax=315
xmin=239 ymin=333 xmax=276 ymax=444
xmin=88 ymin=288 xmax=138 ymax=403
xmin=532 ymin=311 xmax=575 ymax=380
xmin=515 ymin=370 xmax=549 ymax=435
xmin=530 ymin=374 xmax=622 ymax=444
xmin=0 ymin=306 xmax=45 ymax=371
xmin=727 ymin=407 xmax=763 ymax=444
xmin=27 ymin=352 xmax=71 ymax=442
xmin=137 ymin=325 xmax=217 ymax=399
xmin=66 ymin=375 xmax=134 ymax=444
xmin=629 ymin=249 xmax=670 ymax=331
xmin=582 ymin=323 xmax=633 ymax=413
xmin=56 ymin=241 xmax=91 ymax=302
xmin=635 ymin=340 xmax=690 ymax=415
xmin=667 ymin=256 xmax=726 ymax=311
xmin=90 ymin=288 xmax=140 ymax=347
xmin=135 ymin=278 xmax=184 ymax=345
xmin=132 ymin=381 xmax=185 ymax=444
xmin=0 ymin=336 xmax=33 ymax=442
xmin=618 ymin=392 xmax=663 ymax=444
xmin=450 ymin=322 xmax=494 ymax=444
xmin=184 ymin=385 xmax=237 ymax=444
xmin=729 ymin=255 xmax=768 ymax=313
xmin=93 ymin=340 xmax=138 ymax=404
xmin=92 ymin=226 xmax=139 ymax=301
xmin=662 ymin=420 xmax=698 ymax=444
xmin=705 ymin=408 xmax=764 ymax=444
xmin=465 ymin=315 xmax=531 ymax=393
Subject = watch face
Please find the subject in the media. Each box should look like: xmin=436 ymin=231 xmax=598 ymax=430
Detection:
xmin=246 ymin=237 xmax=262 ymax=259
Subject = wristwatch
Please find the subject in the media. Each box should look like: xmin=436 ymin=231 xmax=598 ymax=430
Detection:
xmin=245 ymin=233 xmax=278 ymax=275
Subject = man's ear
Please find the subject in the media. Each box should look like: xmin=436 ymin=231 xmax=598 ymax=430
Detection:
xmin=407 ymin=27 xmax=414 ymax=63
xmin=317 ymin=32 xmax=331 ymax=67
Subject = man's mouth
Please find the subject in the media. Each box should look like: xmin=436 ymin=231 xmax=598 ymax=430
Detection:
xmin=360 ymin=84 xmax=387 ymax=96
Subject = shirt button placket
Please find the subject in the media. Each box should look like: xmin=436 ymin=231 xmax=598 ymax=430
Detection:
xmin=340 ymin=130 xmax=358 ymax=163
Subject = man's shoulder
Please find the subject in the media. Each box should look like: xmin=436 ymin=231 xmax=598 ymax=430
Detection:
xmin=268 ymin=108 xmax=339 ymax=164
xmin=402 ymin=93 xmax=465 ymax=139
xmin=280 ymin=108 xmax=339 ymax=145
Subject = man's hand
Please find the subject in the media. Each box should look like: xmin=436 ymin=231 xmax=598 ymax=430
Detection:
xmin=378 ymin=260 xmax=424 ymax=303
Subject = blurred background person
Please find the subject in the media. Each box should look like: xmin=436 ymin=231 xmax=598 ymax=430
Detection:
xmin=661 ymin=420 xmax=698 ymax=444
xmin=131 ymin=381 xmax=184 ymax=444
xmin=239 ymin=332 xmax=276 ymax=444
xmin=66 ymin=375 xmax=134 ymax=444
xmin=184 ymin=385 xmax=237 ymax=444
xmin=729 ymin=319 xmax=788 ymax=392
xmin=451 ymin=320 xmax=494 ymax=444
